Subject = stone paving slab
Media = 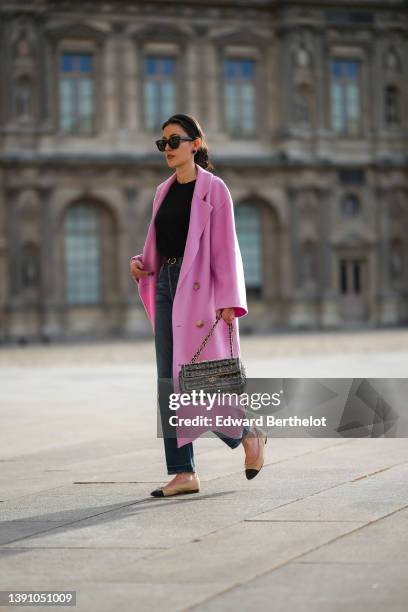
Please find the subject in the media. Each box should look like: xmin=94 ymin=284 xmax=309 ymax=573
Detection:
xmin=16 ymin=454 xmax=400 ymax=609
xmin=299 ymin=505 xmax=408 ymax=563
xmin=1 ymin=518 xmax=358 ymax=612
xmin=0 ymin=547 xmax=152 ymax=583
xmin=0 ymin=520 xmax=365 ymax=611
xmin=192 ymin=560 xmax=408 ymax=612
xmin=0 ymin=484 xmax=150 ymax=526
xmin=1 ymin=439 xmax=399 ymax=528
xmin=192 ymin=507 xmax=408 ymax=612
xmin=103 ymin=520 xmax=366 ymax=585
xmin=246 ymin=461 xmax=408 ymax=523
xmin=1 ymin=335 xmax=408 ymax=612
xmin=1 ymin=441 xmax=407 ymax=548
xmin=0 ymin=438 xmax=346 ymax=501
xmin=55 ymin=582 xmax=234 ymax=612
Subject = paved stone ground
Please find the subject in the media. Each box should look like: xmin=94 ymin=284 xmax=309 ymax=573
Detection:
xmin=0 ymin=330 xmax=407 ymax=611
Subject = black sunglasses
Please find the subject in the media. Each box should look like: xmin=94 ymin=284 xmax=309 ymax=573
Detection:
xmin=155 ymin=135 xmax=195 ymax=152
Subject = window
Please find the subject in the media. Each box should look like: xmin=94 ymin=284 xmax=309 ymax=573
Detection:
xmin=339 ymin=259 xmax=362 ymax=294
xmin=144 ymin=56 xmax=176 ymax=131
xmin=385 ymin=85 xmax=400 ymax=127
xmin=326 ymin=11 xmax=373 ymax=24
xmin=59 ymin=52 xmax=95 ymax=135
xmin=330 ymin=59 xmax=361 ymax=136
xmin=224 ymin=58 xmax=256 ymax=138
xmin=338 ymin=169 xmax=365 ymax=186
xmin=341 ymin=194 xmax=361 ymax=216
xmin=64 ymin=204 xmax=101 ymax=304
xmin=235 ymin=204 xmax=262 ymax=295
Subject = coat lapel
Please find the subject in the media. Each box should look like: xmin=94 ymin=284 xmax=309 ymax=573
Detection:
xmin=177 ymin=164 xmax=213 ymax=290
xmin=143 ymin=163 xmax=213 ymax=289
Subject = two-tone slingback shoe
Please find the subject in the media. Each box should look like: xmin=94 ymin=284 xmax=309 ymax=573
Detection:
xmin=243 ymin=426 xmax=268 ymax=480
xmin=150 ymin=473 xmax=200 ymax=497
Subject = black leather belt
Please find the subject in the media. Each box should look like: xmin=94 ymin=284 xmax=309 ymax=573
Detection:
xmin=164 ymin=256 xmax=183 ymax=265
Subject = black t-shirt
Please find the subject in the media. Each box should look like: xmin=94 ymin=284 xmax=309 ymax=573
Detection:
xmin=154 ymin=178 xmax=196 ymax=257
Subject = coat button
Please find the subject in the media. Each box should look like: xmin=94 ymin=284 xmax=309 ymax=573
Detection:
xmin=193 ymin=282 xmax=200 ymax=290
xmin=196 ymin=320 xmax=204 ymax=328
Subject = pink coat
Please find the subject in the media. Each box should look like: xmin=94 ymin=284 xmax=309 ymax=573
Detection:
xmin=131 ymin=163 xmax=248 ymax=447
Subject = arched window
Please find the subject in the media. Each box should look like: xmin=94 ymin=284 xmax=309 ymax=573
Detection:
xmin=234 ymin=204 xmax=262 ymax=295
xmin=64 ymin=203 xmax=101 ymax=304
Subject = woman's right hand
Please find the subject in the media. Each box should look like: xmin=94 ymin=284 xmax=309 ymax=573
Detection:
xmin=130 ymin=258 xmax=154 ymax=280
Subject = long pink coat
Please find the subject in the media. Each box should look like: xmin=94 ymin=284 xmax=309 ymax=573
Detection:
xmin=131 ymin=163 xmax=248 ymax=447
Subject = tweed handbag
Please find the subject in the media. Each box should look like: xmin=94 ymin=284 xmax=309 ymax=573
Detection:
xmin=179 ymin=312 xmax=247 ymax=395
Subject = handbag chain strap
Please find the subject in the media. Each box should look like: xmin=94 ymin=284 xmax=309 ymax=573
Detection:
xmin=190 ymin=313 xmax=234 ymax=364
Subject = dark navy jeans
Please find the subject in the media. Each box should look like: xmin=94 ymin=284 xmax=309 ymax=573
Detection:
xmin=154 ymin=257 xmax=250 ymax=474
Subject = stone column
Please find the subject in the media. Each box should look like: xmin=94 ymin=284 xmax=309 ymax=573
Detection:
xmin=0 ymin=170 xmax=10 ymax=342
xmin=123 ymin=187 xmax=151 ymax=337
xmin=275 ymin=24 xmax=292 ymax=140
xmin=112 ymin=23 xmax=130 ymax=150
xmin=287 ymin=186 xmax=308 ymax=327
xmin=103 ymin=34 xmax=118 ymax=136
xmin=205 ymin=40 xmax=220 ymax=134
xmin=39 ymin=186 xmax=63 ymax=339
xmin=5 ymin=186 xmax=25 ymax=340
xmin=320 ymin=186 xmax=340 ymax=327
xmin=124 ymin=33 xmax=139 ymax=132
xmin=377 ymin=187 xmax=399 ymax=324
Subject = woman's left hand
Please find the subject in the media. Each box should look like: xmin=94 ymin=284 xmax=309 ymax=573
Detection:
xmin=216 ymin=307 xmax=235 ymax=325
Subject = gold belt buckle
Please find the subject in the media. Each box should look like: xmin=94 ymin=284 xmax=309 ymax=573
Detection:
xmin=167 ymin=257 xmax=177 ymax=264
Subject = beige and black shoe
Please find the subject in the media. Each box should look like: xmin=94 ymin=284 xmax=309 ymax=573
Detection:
xmin=242 ymin=427 xmax=268 ymax=480
xmin=150 ymin=473 xmax=200 ymax=497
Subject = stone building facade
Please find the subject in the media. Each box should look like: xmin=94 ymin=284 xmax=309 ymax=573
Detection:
xmin=0 ymin=0 xmax=407 ymax=343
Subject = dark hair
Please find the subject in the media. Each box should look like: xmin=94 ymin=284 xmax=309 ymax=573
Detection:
xmin=161 ymin=113 xmax=215 ymax=172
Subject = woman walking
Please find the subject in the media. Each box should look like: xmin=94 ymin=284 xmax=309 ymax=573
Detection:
xmin=130 ymin=114 xmax=267 ymax=497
